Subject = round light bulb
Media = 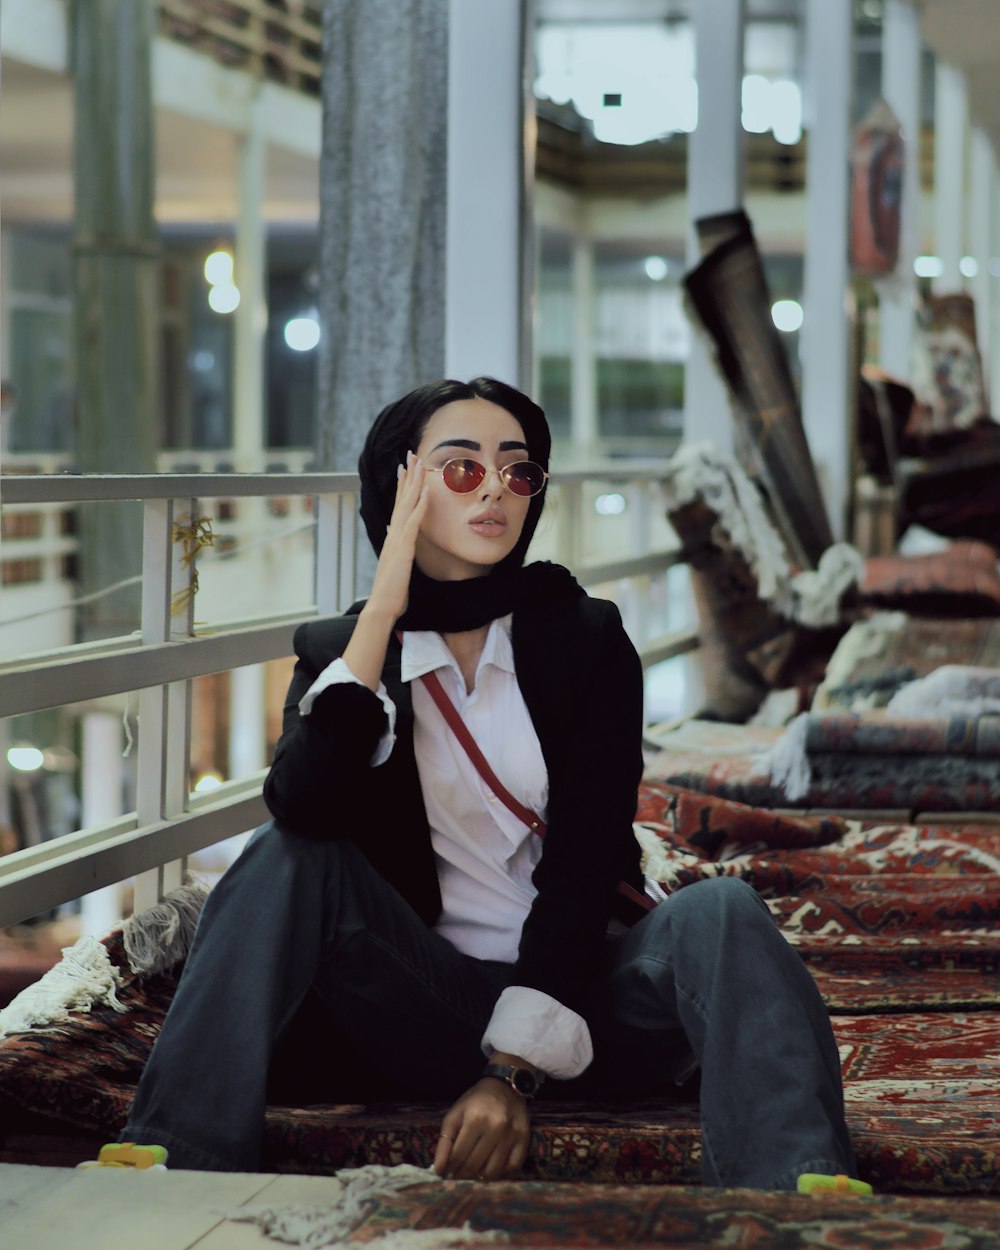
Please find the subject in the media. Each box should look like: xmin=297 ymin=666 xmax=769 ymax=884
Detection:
xmin=204 ymin=249 xmax=234 ymax=286
xmin=771 ymin=299 xmax=804 ymax=333
xmin=208 ymin=283 xmax=241 ymax=314
xmin=284 ymin=317 xmax=321 ymax=352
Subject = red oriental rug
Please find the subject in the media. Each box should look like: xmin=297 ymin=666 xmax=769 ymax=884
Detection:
xmin=244 ymin=1177 xmax=1000 ymax=1248
xmin=2 ymin=789 xmax=1000 ymax=1198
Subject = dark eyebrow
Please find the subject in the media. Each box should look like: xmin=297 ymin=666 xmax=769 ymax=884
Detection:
xmin=429 ymin=438 xmax=529 ymax=454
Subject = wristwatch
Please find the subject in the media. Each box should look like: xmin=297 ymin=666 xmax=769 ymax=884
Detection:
xmin=482 ymin=1062 xmax=543 ymax=1099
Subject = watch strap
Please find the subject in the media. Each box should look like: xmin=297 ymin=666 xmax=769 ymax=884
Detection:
xmin=482 ymin=1062 xmax=541 ymax=1098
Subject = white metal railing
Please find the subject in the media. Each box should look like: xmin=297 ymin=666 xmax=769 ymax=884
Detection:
xmin=0 ymin=466 xmax=698 ymax=928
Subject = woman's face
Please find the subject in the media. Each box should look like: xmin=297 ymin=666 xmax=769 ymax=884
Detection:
xmin=413 ymin=397 xmax=533 ymax=581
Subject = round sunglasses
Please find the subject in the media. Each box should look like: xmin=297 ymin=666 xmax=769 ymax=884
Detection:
xmin=425 ymin=457 xmax=548 ymax=498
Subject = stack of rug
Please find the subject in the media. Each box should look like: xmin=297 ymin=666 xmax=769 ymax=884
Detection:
xmin=644 ymin=612 xmax=1000 ymax=814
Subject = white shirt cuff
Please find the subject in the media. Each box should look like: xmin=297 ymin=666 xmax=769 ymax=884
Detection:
xmin=481 ymin=986 xmax=593 ymax=1079
xmin=298 ymin=657 xmax=396 ymax=766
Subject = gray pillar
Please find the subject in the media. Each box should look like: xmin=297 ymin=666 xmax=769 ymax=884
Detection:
xmin=969 ymin=127 xmax=994 ymax=383
xmin=570 ymin=235 xmax=598 ymax=453
xmin=879 ymin=0 xmax=921 ymax=380
xmin=933 ymin=62 xmax=968 ymax=292
xmin=684 ymin=0 xmax=745 ymax=452
xmin=801 ymin=0 xmax=852 ymax=539
xmin=72 ymin=0 xmax=159 ymax=639
xmin=233 ymin=92 xmax=267 ymax=472
xmin=316 ymin=0 xmax=448 ymax=476
xmin=445 ymin=0 xmax=530 ymax=386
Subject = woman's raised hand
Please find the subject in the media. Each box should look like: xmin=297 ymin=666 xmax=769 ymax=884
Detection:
xmin=367 ymin=451 xmax=428 ymax=622
xmin=341 ymin=452 xmax=427 ymax=692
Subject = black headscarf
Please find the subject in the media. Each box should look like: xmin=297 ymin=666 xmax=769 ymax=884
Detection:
xmin=357 ymin=377 xmax=581 ymax=632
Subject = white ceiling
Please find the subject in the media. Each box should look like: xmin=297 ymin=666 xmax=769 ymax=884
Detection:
xmin=921 ymin=0 xmax=1000 ymax=151
xmin=0 ymin=56 xmax=319 ymax=227
xmin=2 ymin=3 xmax=1000 ymax=231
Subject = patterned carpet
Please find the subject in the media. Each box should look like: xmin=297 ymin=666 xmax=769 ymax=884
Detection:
xmin=249 ymin=1177 xmax=1000 ymax=1248
xmin=1 ymin=789 xmax=999 ymax=1202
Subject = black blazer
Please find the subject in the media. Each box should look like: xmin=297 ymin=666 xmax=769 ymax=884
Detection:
xmin=263 ymin=590 xmax=646 ymax=1016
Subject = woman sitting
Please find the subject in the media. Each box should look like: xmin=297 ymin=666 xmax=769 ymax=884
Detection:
xmin=123 ymin=377 xmax=856 ymax=1189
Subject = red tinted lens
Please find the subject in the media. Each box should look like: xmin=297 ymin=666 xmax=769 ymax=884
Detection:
xmin=502 ymin=462 xmax=545 ymax=496
xmin=441 ymin=458 xmax=486 ymax=493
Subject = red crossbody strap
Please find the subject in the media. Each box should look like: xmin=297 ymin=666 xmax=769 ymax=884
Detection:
xmin=396 ymin=631 xmax=654 ymax=913
xmin=419 ymin=667 xmax=546 ymax=835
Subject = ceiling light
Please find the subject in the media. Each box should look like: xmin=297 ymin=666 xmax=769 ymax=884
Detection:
xmin=208 ymin=283 xmax=241 ymax=314
xmin=284 ymin=317 xmax=321 ymax=352
xmin=204 ymin=249 xmax=234 ymax=287
xmin=771 ymin=299 xmax=803 ymax=333
xmin=644 ymin=256 xmax=669 ymax=281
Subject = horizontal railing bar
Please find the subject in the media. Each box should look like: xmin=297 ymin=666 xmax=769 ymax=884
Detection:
xmin=0 ymin=612 xmax=338 ymax=716
xmin=1 ymin=606 xmax=313 ymax=675
xmin=0 ymin=538 xmax=77 ymax=560
xmin=577 ymin=549 xmax=684 ymax=587
xmin=0 ymin=464 xmax=673 ymax=507
xmin=0 ymin=472 xmax=359 ymax=505
xmin=0 ymin=778 xmax=268 ymax=928
xmin=549 ymin=463 xmax=670 ymax=485
xmin=0 ymin=500 xmax=74 ymax=515
xmin=637 ymin=627 xmax=701 ymax=669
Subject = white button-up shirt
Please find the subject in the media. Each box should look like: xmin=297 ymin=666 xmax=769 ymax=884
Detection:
xmin=298 ymin=616 xmax=593 ymax=1078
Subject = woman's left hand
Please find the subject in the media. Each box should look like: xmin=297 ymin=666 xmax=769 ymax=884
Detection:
xmin=433 ymin=1078 xmax=531 ymax=1181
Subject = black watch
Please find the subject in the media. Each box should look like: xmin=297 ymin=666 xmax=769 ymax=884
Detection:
xmin=482 ymin=1062 xmax=542 ymax=1099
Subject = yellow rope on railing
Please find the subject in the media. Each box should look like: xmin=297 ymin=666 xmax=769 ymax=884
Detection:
xmin=171 ymin=515 xmax=215 ymax=615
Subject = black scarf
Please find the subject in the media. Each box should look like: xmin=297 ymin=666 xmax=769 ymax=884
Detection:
xmin=357 ymin=378 xmax=584 ymax=632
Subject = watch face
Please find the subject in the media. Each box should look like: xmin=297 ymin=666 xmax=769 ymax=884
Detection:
xmin=511 ymin=1068 xmax=539 ymax=1096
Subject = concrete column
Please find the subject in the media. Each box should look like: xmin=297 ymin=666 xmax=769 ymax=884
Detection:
xmin=570 ymin=235 xmax=598 ymax=453
xmin=233 ymin=92 xmax=267 ymax=472
xmin=316 ymin=0 xmax=447 ymax=480
xmin=445 ymin=0 xmax=531 ymax=386
xmin=878 ymin=0 xmax=921 ymax=379
xmin=801 ymin=0 xmax=852 ymax=539
xmin=684 ymin=0 xmax=745 ymax=451
xmin=933 ymin=62 xmax=968 ymax=292
xmin=72 ymin=0 xmax=159 ymax=639
xmin=969 ymin=127 xmax=994 ymax=382
xmin=80 ymin=711 xmax=125 ymax=937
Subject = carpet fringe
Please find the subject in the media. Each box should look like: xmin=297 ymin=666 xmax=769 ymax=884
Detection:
xmin=759 ymin=712 xmax=812 ymax=801
xmin=0 ymin=935 xmax=125 ymax=1039
xmin=0 ymin=880 xmax=209 ymax=1039
xmin=227 ymin=1164 xmax=507 ymax=1249
xmin=121 ymin=880 xmax=208 ymax=976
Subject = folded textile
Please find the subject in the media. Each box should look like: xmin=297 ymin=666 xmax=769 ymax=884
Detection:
xmin=645 ymin=718 xmax=1000 ymax=811
xmin=684 ymin=209 xmax=833 ymax=568
xmin=860 ymin=543 xmax=1000 ymax=617
xmin=763 ymin=709 xmax=1000 ymax=803
xmin=814 ymin=614 xmax=1000 ymax=711
xmin=887 ymin=666 xmax=1000 ymax=719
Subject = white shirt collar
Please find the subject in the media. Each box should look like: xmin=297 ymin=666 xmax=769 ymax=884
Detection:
xmin=400 ymin=615 xmax=515 ymax=684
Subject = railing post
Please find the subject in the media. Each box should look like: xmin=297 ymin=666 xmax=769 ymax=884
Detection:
xmin=133 ymin=495 xmax=196 ymax=913
xmin=623 ymin=480 xmax=652 ymax=652
xmin=315 ymin=491 xmax=340 ymax=615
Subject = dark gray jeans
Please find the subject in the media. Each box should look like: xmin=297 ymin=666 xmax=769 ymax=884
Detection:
xmin=125 ymin=822 xmax=854 ymax=1187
